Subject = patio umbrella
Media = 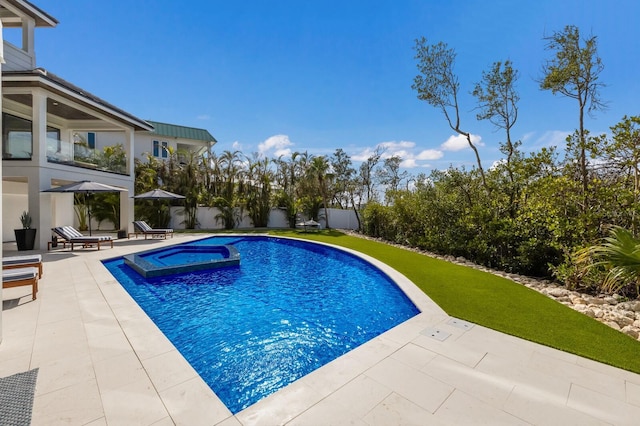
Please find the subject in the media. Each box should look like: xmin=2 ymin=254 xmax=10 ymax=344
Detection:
xmin=42 ymin=180 xmax=126 ymax=235
xmin=132 ymin=188 xmax=186 ymax=200
xmin=133 ymin=188 xmax=185 ymax=227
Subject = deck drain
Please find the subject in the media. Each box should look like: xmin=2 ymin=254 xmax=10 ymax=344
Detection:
xmin=447 ymin=318 xmax=474 ymax=331
xmin=420 ymin=328 xmax=451 ymax=341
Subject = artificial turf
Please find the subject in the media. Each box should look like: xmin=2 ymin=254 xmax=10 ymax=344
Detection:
xmin=268 ymin=229 xmax=640 ymax=374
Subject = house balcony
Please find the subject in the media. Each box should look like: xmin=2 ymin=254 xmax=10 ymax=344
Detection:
xmin=46 ymin=137 xmax=128 ymax=175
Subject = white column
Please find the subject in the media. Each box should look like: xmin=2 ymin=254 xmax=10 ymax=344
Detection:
xmin=120 ymin=190 xmax=133 ymax=235
xmin=122 ymin=127 xmax=135 ymax=234
xmin=125 ymin=127 xmax=134 ymax=177
xmin=22 ymin=18 xmax=35 ymax=67
xmin=32 ymin=91 xmax=46 ymax=165
xmin=31 ymin=91 xmax=47 ymax=249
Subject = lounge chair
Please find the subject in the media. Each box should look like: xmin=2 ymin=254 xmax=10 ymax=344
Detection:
xmin=3 ymin=254 xmax=43 ymax=278
xmin=3 ymin=267 xmax=39 ymax=300
xmin=52 ymin=226 xmax=114 ymax=250
xmin=131 ymin=221 xmax=174 ymax=239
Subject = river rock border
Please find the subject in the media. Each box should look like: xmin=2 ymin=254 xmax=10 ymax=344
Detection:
xmin=344 ymin=231 xmax=640 ymax=341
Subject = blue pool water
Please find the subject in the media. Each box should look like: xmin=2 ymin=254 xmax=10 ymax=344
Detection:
xmin=103 ymin=236 xmax=419 ymax=414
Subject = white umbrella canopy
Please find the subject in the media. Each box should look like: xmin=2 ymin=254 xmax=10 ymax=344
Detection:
xmin=42 ymin=180 xmax=126 ymax=235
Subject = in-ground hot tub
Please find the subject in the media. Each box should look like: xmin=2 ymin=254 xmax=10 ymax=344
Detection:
xmin=123 ymin=244 xmax=240 ymax=278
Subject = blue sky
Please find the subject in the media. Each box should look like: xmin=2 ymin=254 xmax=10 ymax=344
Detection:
xmin=29 ymin=0 xmax=640 ymax=172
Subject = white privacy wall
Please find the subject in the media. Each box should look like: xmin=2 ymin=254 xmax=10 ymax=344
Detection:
xmin=168 ymin=207 xmax=359 ymax=230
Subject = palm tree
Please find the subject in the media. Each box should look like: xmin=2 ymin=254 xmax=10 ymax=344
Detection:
xmin=576 ymin=226 xmax=640 ymax=297
xmin=208 ymin=150 xmax=244 ymax=229
xmin=273 ymin=154 xmax=301 ymax=227
xmin=310 ymin=155 xmax=331 ymax=228
xmin=245 ymin=155 xmax=273 ymax=227
xmin=173 ymin=150 xmax=202 ymax=229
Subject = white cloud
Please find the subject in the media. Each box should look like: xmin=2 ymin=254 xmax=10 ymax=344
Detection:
xmin=440 ymin=133 xmax=483 ymax=152
xmin=416 ymin=149 xmax=444 ymax=160
xmin=400 ymin=158 xmax=419 ymax=168
xmin=258 ymin=134 xmax=294 ymax=157
xmin=196 ymin=114 xmax=211 ymax=120
xmin=379 ymin=140 xmax=416 ymax=152
xmin=232 ymin=141 xmax=243 ymax=150
xmin=532 ymin=130 xmax=570 ymax=148
xmin=353 ymin=140 xmax=443 ymax=169
xmin=352 ymin=147 xmax=377 ymax=162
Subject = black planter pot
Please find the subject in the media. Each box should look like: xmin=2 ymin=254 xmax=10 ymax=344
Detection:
xmin=14 ymin=228 xmax=37 ymax=251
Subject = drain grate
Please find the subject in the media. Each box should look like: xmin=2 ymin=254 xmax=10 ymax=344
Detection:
xmin=420 ymin=327 xmax=451 ymax=341
xmin=447 ymin=318 xmax=474 ymax=331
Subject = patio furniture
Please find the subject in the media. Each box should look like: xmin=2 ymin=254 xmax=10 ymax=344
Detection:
xmin=52 ymin=226 xmax=114 ymax=250
xmin=2 ymin=267 xmax=39 ymax=300
xmin=3 ymin=254 xmax=43 ymax=278
xmin=130 ymin=221 xmax=174 ymax=239
xmin=295 ymin=220 xmax=320 ymax=232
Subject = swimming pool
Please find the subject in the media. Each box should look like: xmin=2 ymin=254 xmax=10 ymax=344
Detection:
xmin=103 ymin=236 xmax=419 ymax=414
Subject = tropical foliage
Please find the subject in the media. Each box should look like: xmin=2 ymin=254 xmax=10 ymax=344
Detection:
xmin=128 ymin=25 xmax=639 ymax=299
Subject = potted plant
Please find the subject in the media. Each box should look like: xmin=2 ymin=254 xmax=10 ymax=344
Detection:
xmin=14 ymin=211 xmax=37 ymax=251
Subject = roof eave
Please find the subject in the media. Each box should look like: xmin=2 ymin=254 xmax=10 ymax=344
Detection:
xmin=3 ymin=69 xmax=153 ymax=131
xmin=2 ymin=0 xmax=58 ymax=27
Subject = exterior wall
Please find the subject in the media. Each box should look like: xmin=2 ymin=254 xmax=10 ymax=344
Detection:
xmin=167 ymin=207 xmax=359 ymax=230
xmin=133 ymin=132 xmax=209 ymax=163
xmin=2 ymin=180 xmax=28 ymax=241
xmin=2 ymin=89 xmax=139 ymax=247
xmin=2 ymin=41 xmax=33 ymax=70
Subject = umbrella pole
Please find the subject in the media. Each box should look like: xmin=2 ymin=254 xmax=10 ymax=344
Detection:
xmin=87 ymin=193 xmax=92 ymax=236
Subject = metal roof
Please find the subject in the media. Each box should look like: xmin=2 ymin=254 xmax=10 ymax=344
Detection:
xmin=145 ymin=120 xmax=217 ymax=144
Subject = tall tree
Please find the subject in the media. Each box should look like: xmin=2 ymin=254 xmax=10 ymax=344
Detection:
xmin=412 ymin=37 xmax=488 ymax=191
xmin=359 ymin=148 xmax=382 ymax=206
xmin=473 ymin=60 xmax=521 ymax=214
xmin=602 ymin=116 xmax=640 ymax=232
xmin=540 ymin=25 xmax=606 ymax=209
xmin=376 ymin=155 xmax=409 ymax=203
xmin=329 ymin=148 xmax=355 ymax=209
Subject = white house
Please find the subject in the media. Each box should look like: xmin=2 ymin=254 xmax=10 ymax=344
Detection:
xmin=0 ymin=1 xmax=217 ymax=249
xmin=0 ymin=0 xmax=152 ymax=250
xmin=135 ymin=120 xmax=216 ymax=163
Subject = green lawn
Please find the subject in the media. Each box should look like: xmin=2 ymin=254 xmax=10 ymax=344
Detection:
xmin=261 ymin=229 xmax=640 ymax=374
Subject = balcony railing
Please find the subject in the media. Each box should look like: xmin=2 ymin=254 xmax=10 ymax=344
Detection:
xmin=46 ymin=138 xmax=128 ymax=175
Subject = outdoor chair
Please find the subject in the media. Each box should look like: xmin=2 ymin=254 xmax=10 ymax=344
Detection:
xmin=3 ymin=254 xmax=43 ymax=278
xmin=131 ymin=221 xmax=174 ymax=239
xmin=2 ymin=267 xmax=39 ymax=300
xmin=52 ymin=226 xmax=114 ymax=250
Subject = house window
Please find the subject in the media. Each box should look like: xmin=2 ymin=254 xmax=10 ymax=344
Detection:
xmin=153 ymin=140 xmax=169 ymax=158
xmin=47 ymin=126 xmax=61 ymax=153
xmin=87 ymin=132 xmax=96 ymax=149
xmin=2 ymin=113 xmax=33 ymax=159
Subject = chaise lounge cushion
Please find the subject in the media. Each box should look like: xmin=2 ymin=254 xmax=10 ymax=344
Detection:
xmin=3 ymin=254 xmax=43 ymax=278
xmin=52 ymin=226 xmax=113 ymax=250
xmin=3 ymin=267 xmax=38 ymax=282
xmin=132 ymin=221 xmax=173 ymax=239
xmin=2 ymin=266 xmax=39 ymax=300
